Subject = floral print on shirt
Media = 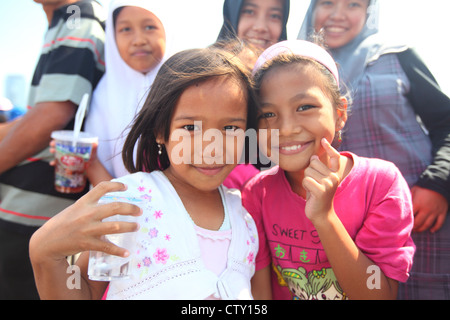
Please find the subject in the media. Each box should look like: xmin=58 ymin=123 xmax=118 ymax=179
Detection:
xmin=131 ymin=179 xmax=176 ymax=279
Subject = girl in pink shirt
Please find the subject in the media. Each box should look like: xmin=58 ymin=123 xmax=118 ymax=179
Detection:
xmin=243 ymin=40 xmax=415 ymax=300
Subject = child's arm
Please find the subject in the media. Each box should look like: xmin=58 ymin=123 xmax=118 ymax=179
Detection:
xmin=303 ymin=138 xmax=398 ymax=299
xmin=29 ymin=181 xmax=141 ymax=299
xmin=251 ymin=265 xmax=272 ymax=300
xmin=85 ymin=150 xmax=114 ymax=186
xmin=310 ymin=213 xmax=398 ymax=299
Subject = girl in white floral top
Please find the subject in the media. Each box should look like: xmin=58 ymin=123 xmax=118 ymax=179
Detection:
xmin=30 ymin=46 xmax=260 ymax=300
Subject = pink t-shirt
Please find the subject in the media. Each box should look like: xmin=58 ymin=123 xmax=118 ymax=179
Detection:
xmin=224 ymin=164 xmax=260 ymax=190
xmin=242 ymin=152 xmax=415 ymax=300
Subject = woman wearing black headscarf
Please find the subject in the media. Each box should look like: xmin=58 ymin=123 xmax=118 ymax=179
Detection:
xmin=217 ymin=0 xmax=290 ymax=50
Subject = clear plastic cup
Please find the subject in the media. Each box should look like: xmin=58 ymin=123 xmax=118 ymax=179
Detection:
xmin=51 ymin=130 xmax=98 ymax=193
xmin=88 ymin=195 xmax=143 ymax=281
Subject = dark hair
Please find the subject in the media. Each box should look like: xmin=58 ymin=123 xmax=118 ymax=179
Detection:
xmin=112 ymin=7 xmax=125 ymax=30
xmin=122 ymin=47 xmax=258 ymax=173
xmin=253 ymin=34 xmax=349 ymax=111
xmin=253 ymin=53 xmax=345 ymax=112
xmin=252 ymin=42 xmax=351 ymax=149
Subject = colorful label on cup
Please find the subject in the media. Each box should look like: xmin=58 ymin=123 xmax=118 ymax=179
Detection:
xmin=56 ymin=144 xmax=93 ymax=160
xmin=60 ymin=154 xmax=84 ymax=168
xmin=54 ymin=143 xmax=93 ymax=193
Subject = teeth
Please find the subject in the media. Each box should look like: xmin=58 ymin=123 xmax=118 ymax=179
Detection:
xmin=248 ymin=38 xmax=266 ymax=45
xmin=281 ymin=145 xmax=302 ymax=151
xmin=326 ymin=27 xmax=346 ymax=33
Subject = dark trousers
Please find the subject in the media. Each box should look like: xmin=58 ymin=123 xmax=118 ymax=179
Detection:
xmin=0 ymin=223 xmax=40 ymax=300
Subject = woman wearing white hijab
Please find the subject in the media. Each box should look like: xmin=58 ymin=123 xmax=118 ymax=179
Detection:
xmin=298 ymin=0 xmax=450 ymax=300
xmin=85 ymin=0 xmax=177 ymax=182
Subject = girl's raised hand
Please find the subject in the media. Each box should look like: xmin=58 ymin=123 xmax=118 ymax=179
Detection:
xmin=30 ymin=181 xmax=142 ymax=263
xmin=302 ymin=138 xmax=341 ymax=224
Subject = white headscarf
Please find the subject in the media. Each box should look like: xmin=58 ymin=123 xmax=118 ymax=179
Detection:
xmin=297 ymin=0 xmax=408 ymax=92
xmin=85 ymin=0 xmax=178 ymax=178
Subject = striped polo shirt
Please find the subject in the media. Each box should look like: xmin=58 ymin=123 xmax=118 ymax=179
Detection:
xmin=0 ymin=0 xmax=105 ymax=231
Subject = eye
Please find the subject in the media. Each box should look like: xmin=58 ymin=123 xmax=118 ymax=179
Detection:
xmin=348 ymin=1 xmax=363 ymax=9
xmin=269 ymin=12 xmax=283 ymax=21
xmin=183 ymin=124 xmax=200 ymax=131
xmin=296 ymin=105 xmax=315 ymax=112
xmin=240 ymin=7 xmax=255 ymax=16
xmin=259 ymin=111 xmax=275 ymax=119
xmin=145 ymin=25 xmax=157 ymax=31
xmin=318 ymin=0 xmax=334 ymax=7
xmin=118 ymin=26 xmax=131 ymax=33
xmin=224 ymin=125 xmax=240 ymax=131
xmin=224 ymin=125 xmax=245 ymax=135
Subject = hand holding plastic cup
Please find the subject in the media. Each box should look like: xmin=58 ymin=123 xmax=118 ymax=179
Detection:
xmin=88 ymin=195 xmax=143 ymax=281
xmin=51 ymin=130 xmax=98 ymax=193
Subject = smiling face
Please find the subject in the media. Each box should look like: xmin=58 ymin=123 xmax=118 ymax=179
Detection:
xmin=313 ymin=0 xmax=369 ymax=49
xmin=237 ymin=0 xmax=284 ymax=49
xmin=114 ymin=6 xmax=166 ymax=74
xmin=258 ymin=62 xmax=346 ymax=176
xmin=160 ymin=76 xmax=248 ymax=192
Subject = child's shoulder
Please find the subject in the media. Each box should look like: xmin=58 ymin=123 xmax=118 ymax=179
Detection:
xmin=110 ymin=171 xmax=168 ymax=193
xmin=221 ymin=185 xmax=258 ymax=229
xmin=247 ymin=166 xmax=282 ymax=184
xmin=221 ymin=184 xmax=248 ymax=210
xmin=241 ymin=166 xmax=285 ymax=199
xmin=112 ymin=171 xmax=156 ymax=183
xmin=345 ymin=152 xmax=406 ymax=186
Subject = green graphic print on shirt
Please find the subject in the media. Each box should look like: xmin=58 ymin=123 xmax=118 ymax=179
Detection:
xmin=273 ymin=265 xmax=348 ymax=300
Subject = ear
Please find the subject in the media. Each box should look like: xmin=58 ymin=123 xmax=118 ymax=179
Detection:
xmin=335 ymin=97 xmax=348 ymax=131
xmin=154 ymin=131 xmax=164 ymax=145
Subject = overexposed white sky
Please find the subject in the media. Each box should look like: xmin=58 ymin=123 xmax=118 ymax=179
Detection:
xmin=0 ymin=0 xmax=449 ymax=106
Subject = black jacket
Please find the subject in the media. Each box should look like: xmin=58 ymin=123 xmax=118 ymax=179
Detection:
xmin=398 ymin=49 xmax=450 ymax=204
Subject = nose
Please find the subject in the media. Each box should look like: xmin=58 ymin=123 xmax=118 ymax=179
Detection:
xmin=193 ymin=129 xmax=226 ymax=165
xmin=329 ymin=3 xmax=346 ymax=21
xmin=278 ymin=116 xmax=301 ymax=137
xmin=132 ymin=29 xmax=147 ymax=46
xmin=252 ymin=14 xmax=269 ymax=33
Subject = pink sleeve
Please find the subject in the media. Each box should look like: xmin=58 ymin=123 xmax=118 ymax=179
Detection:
xmin=355 ymin=164 xmax=415 ymax=283
xmin=242 ymin=178 xmax=272 ymax=271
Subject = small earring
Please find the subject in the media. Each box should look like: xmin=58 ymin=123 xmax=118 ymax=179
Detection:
xmin=157 ymin=144 xmax=162 ymax=155
xmin=337 ymin=130 xmax=342 ymax=143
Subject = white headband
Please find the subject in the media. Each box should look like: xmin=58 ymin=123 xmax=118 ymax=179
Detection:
xmin=252 ymin=40 xmax=340 ymax=87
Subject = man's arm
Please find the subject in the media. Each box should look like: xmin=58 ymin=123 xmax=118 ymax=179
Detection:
xmin=0 ymin=101 xmax=76 ymax=174
xmin=0 ymin=117 xmax=20 ymax=142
